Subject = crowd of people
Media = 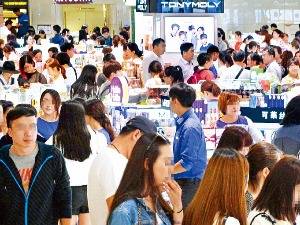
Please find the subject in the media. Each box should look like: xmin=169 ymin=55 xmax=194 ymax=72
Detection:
xmin=0 ymin=14 xmax=300 ymax=225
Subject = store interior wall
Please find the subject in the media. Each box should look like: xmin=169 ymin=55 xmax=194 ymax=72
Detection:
xmin=216 ymin=0 xmax=300 ymax=38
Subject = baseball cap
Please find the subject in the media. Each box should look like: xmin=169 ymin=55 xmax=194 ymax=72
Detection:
xmin=0 ymin=61 xmax=19 ymax=74
xmin=124 ymin=116 xmax=157 ymax=134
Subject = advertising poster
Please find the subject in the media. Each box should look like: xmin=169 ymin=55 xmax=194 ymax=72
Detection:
xmin=135 ymin=12 xmax=154 ymax=51
xmin=164 ymin=16 xmax=215 ymax=52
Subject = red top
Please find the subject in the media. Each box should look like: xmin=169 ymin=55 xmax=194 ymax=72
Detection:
xmin=187 ymin=69 xmax=214 ymax=84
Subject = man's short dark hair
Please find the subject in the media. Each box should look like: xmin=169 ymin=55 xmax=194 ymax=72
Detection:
xmin=12 ymin=8 xmax=20 ymax=13
xmin=53 ymin=25 xmax=61 ymax=34
xmin=32 ymin=49 xmax=42 ymax=56
xmin=6 ymin=107 xmax=37 ymax=128
xmin=207 ymin=45 xmax=220 ymax=54
xmin=271 ymin=23 xmax=278 ymax=28
xmin=60 ymin=42 xmax=74 ymax=52
xmin=169 ymin=83 xmax=196 ymax=108
xmin=48 ymin=47 xmax=59 ymax=54
xmin=62 ymin=28 xmax=70 ymax=36
xmin=102 ymin=26 xmax=110 ymax=34
xmin=119 ymin=31 xmax=129 ymax=41
xmin=152 ymin=38 xmax=165 ymax=48
xmin=180 ymin=42 xmax=193 ymax=55
xmin=197 ymin=53 xmax=212 ymax=66
xmin=235 ymin=31 xmax=242 ymax=37
xmin=233 ymin=51 xmax=245 ymax=62
xmin=264 ymin=46 xmax=276 ymax=57
xmin=103 ymin=53 xmax=116 ymax=63
xmin=200 ymin=33 xmax=207 ymax=39
xmin=5 ymin=19 xmax=13 ymax=26
xmin=56 ymin=52 xmax=70 ymax=65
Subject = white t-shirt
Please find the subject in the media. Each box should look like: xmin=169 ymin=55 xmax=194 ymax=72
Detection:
xmin=145 ymin=77 xmax=163 ymax=88
xmin=46 ymin=126 xmax=107 ymax=186
xmin=213 ymin=217 xmax=241 ymax=225
xmin=0 ymin=26 xmax=11 ymax=42
xmin=65 ymin=66 xmax=77 ymax=87
xmin=142 ymin=51 xmax=164 ymax=82
xmin=248 ymin=210 xmax=292 ymax=225
xmin=219 ymin=64 xmax=251 ymax=80
xmin=88 ymin=146 xmax=128 ymax=225
xmin=266 ymin=61 xmax=283 ymax=81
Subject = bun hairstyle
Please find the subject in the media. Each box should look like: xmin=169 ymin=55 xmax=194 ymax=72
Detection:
xmin=201 ymin=80 xmax=221 ymax=97
xmin=164 ymin=65 xmax=184 ymax=84
xmin=46 ymin=58 xmax=66 ymax=79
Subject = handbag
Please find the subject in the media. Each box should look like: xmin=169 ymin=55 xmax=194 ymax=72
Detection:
xmin=250 ymin=212 xmax=276 ymax=225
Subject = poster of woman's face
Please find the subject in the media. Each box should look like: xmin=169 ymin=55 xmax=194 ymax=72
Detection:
xmin=165 ymin=16 xmax=215 ymax=52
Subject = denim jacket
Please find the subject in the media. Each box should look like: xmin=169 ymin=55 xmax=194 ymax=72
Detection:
xmin=108 ymin=198 xmax=172 ymax=225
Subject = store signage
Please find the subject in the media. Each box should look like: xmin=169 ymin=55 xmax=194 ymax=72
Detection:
xmin=160 ymin=1 xmax=222 ymax=9
xmin=136 ymin=0 xmax=224 ymax=13
xmin=55 ymin=0 xmax=93 ymax=4
xmin=240 ymin=107 xmax=285 ymax=124
xmin=136 ymin=0 xmax=149 ymax=13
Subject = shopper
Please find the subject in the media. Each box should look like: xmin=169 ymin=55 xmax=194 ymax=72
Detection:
xmin=183 ymin=148 xmax=249 ymax=225
xmin=0 ymin=61 xmax=18 ymax=86
xmin=187 ymin=53 xmax=214 ymax=83
xmin=145 ymin=60 xmax=163 ymax=87
xmin=48 ymin=47 xmax=59 ymax=58
xmin=218 ymin=51 xmax=234 ymax=76
xmin=45 ymin=59 xmax=67 ymax=93
xmin=216 ymin=92 xmax=264 ymax=142
xmin=84 ymin=98 xmax=115 ymax=144
xmin=249 ymin=53 xmax=264 ymax=74
xmin=0 ymin=19 xmax=12 ymax=41
xmin=234 ymin=31 xmax=243 ymax=51
xmin=246 ymin=142 xmax=281 ymax=213
xmin=163 ymin=66 xmax=184 ymax=86
xmin=281 ymin=58 xmax=300 ymax=84
xmin=207 ymin=45 xmax=220 ymax=78
xmin=142 ymin=38 xmax=166 ymax=81
xmin=0 ymin=39 xmax=4 ymax=60
xmin=18 ymin=54 xmax=47 ymax=86
xmin=12 ymin=8 xmax=29 ymax=38
xmin=79 ymin=25 xmax=88 ymax=42
xmin=263 ymin=46 xmax=283 ymax=81
xmin=96 ymin=53 xmax=116 ymax=87
xmin=70 ymin=65 xmax=98 ymax=99
xmin=50 ymin=25 xmax=64 ymax=46
xmin=56 ymin=52 xmax=77 ymax=87
xmin=98 ymin=60 xmax=123 ymax=99
xmin=200 ymin=80 xmax=221 ymax=101
xmin=2 ymin=44 xmax=18 ymax=62
xmin=0 ymin=100 xmax=13 ymax=138
xmin=178 ymin=42 xmax=195 ymax=82
xmin=107 ymin=133 xmax=183 ymax=225
xmin=248 ymin=156 xmax=300 ymax=225
xmin=217 ymin=126 xmax=253 ymax=155
xmin=37 ymin=89 xmax=61 ymax=141
xmin=60 ymin=42 xmax=75 ymax=60
xmin=280 ymin=50 xmax=294 ymax=78
xmin=169 ymin=83 xmax=207 ymax=208
xmin=102 ymin=26 xmax=112 ymax=46
xmin=220 ymin=51 xmax=251 ymax=80
xmin=88 ymin=116 xmax=157 ymax=225
xmin=123 ymin=42 xmax=143 ymax=64
xmin=272 ymin=95 xmax=300 ymax=156
xmin=48 ymin=100 xmax=105 ymax=225
xmin=0 ymin=106 xmax=72 ymax=225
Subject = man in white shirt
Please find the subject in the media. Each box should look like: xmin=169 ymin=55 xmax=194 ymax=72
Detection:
xmin=142 ymin=38 xmax=166 ymax=82
xmin=263 ymin=46 xmax=283 ymax=81
xmin=0 ymin=19 xmax=12 ymax=42
xmin=220 ymin=51 xmax=250 ymax=80
xmin=88 ymin=116 xmax=157 ymax=225
xmin=178 ymin=42 xmax=195 ymax=82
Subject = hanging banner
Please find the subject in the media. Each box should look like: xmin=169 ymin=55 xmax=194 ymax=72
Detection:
xmin=55 ymin=0 xmax=93 ymax=4
xmin=136 ymin=0 xmax=224 ymax=13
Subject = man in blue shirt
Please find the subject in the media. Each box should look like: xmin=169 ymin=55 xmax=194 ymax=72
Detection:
xmin=170 ymin=83 xmax=207 ymax=208
xmin=13 ymin=8 xmax=29 ymax=38
xmin=207 ymin=44 xmax=220 ymax=78
xmin=50 ymin=25 xmax=65 ymax=46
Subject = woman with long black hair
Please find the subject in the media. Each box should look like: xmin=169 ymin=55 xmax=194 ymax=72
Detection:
xmin=70 ymin=65 xmax=98 ymax=99
xmin=47 ymin=100 xmax=106 ymax=225
xmin=84 ymin=98 xmax=115 ymax=144
xmin=107 ymin=133 xmax=183 ymax=225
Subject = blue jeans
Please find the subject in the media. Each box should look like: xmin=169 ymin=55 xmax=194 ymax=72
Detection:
xmin=176 ymin=178 xmax=201 ymax=209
